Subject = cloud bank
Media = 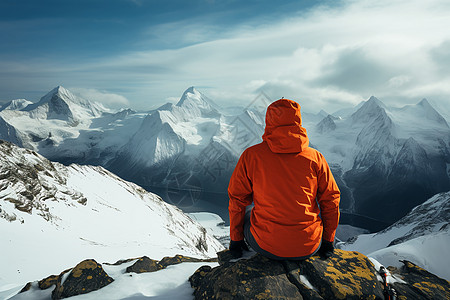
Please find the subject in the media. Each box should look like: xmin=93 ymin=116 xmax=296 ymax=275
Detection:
xmin=1 ymin=0 xmax=450 ymax=115
xmin=70 ymin=88 xmax=130 ymax=109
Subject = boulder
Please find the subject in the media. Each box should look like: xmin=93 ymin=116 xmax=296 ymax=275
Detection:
xmin=125 ymin=256 xmax=163 ymax=273
xmin=159 ymin=254 xmax=217 ymax=268
xmin=124 ymin=254 xmax=218 ymax=274
xmin=189 ymin=249 xmax=450 ymax=300
xmin=190 ymin=255 xmax=304 ymax=299
xmin=52 ymin=259 xmax=114 ymax=300
xmin=18 ymin=254 xmax=218 ymax=298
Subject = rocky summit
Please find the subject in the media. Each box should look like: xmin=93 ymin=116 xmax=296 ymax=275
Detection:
xmin=189 ymin=249 xmax=450 ymax=300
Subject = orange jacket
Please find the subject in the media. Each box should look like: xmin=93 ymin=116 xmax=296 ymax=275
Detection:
xmin=228 ymin=99 xmax=340 ymax=258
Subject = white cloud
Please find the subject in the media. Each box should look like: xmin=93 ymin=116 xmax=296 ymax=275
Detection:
xmin=70 ymin=88 xmax=130 ymax=109
xmin=2 ymin=0 xmax=450 ymax=113
xmin=88 ymin=0 xmax=449 ymax=112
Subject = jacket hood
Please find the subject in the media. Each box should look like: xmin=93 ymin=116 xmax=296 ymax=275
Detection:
xmin=262 ymin=99 xmax=309 ymax=153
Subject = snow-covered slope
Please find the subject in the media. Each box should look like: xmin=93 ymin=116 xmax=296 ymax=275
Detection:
xmin=0 ymin=140 xmax=224 ymax=285
xmin=340 ymin=191 xmax=450 ymax=280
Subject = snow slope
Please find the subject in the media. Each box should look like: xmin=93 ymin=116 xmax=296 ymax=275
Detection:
xmin=0 ymin=140 xmax=224 ymax=285
xmin=340 ymin=191 xmax=450 ymax=280
xmin=2 ymin=261 xmax=219 ymax=300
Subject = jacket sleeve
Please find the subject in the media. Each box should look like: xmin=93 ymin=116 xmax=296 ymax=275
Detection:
xmin=316 ymin=154 xmax=340 ymax=242
xmin=228 ymin=150 xmax=253 ymax=241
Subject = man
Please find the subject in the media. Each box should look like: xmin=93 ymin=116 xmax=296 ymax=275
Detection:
xmin=228 ymin=98 xmax=340 ymax=259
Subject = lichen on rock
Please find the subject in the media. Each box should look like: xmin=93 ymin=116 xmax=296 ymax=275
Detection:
xmin=189 ymin=249 xmax=450 ymax=300
xmin=51 ymin=259 xmax=113 ymax=300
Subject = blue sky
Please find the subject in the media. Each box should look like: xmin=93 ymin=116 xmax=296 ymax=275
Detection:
xmin=1 ymin=0 xmax=450 ymax=114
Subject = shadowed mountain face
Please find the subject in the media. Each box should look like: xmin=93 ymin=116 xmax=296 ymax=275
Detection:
xmin=1 ymin=87 xmax=449 ymax=229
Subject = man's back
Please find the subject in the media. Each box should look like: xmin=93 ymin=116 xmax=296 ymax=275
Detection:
xmin=229 ymin=99 xmax=340 ymax=259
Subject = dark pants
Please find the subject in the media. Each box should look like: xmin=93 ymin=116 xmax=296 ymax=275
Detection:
xmin=243 ymin=206 xmax=320 ymax=260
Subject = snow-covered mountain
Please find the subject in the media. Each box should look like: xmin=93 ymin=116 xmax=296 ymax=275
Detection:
xmin=1 ymin=87 xmax=449 ymax=228
xmin=0 ymin=99 xmax=32 ymax=111
xmin=0 ymin=140 xmax=224 ymax=285
xmin=304 ymin=96 xmax=450 ymax=226
xmin=340 ymin=191 xmax=450 ymax=281
xmin=22 ymin=86 xmax=105 ymax=123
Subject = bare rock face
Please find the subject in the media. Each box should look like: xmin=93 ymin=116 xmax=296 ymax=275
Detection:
xmin=189 ymin=249 xmax=450 ymax=300
xmin=51 ymin=259 xmax=114 ymax=300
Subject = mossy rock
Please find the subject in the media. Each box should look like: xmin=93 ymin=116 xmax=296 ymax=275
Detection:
xmin=159 ymin=254 xmax=217 ymax=268
xmin=191 ymin=249 xmax=450 ymax=300
xmin=190 ymin=253 xmax=304 ymax=299
xmin=125 ymin=254 xmax=218 ymax=274
xmin=391 ymin=260 xmax=450 ymax=300
xmin=125 ymin=256 xmax=163 ymax=273
xmin=298 ymin=249 xmax=384 ymax=300
xmin=190 ymin=250 xmax=385 ymax=300
xmin=52 ymin=259 xmax=113 ymax=300
xmin=39 ymin=274 xmax=62 ymax=290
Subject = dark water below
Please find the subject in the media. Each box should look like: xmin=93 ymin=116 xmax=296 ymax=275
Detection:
xmin=146 ymin=185 xmax=392 ymax=233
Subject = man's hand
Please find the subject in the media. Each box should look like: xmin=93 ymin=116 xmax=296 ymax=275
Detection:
xmin=318 ymin=240 xmax=334 ymax=259
xmin=229 ymin=240 xmax=249 ymax=258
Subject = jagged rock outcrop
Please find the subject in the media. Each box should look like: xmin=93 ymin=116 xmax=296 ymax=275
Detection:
xmin=189 ymin=249 xmax=450 ymax=300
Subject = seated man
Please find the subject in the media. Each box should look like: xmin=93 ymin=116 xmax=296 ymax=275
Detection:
xmin=228 ymin=98 xmax=340 ymax=259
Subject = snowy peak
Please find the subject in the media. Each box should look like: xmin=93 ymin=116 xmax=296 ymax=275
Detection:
xmin=113 ymin=110 xmax=185 ymax=168
xmin=416 ymin=98 xmax=449 ymax=128
xmin=23 ymin=86 xmax=104 ymax=122
xmin=318 ymin=109 xmax=329 ymax=119
xmin=175 ymin=87 xmax=220 ymax=118
xmin=367 ymin=96 xmax=386 ymax=108
xmin=316 ymin=115 xmax=337 ymax=134
xmin=30 ymin=86 xmax=74 ymax=107
xmin=351 ymin=96 xmax=387 ymax=125
xmin=0 ymin=99 xmax=32 ymax=111
xmin=176 ymin=87 xmax=205 ymax=107
xmin=394 ymin=98 xmax=449 ymax=129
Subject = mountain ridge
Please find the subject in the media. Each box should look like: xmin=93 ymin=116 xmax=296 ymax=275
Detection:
xmin=0 ymin=86 xmax=449 ymax=227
